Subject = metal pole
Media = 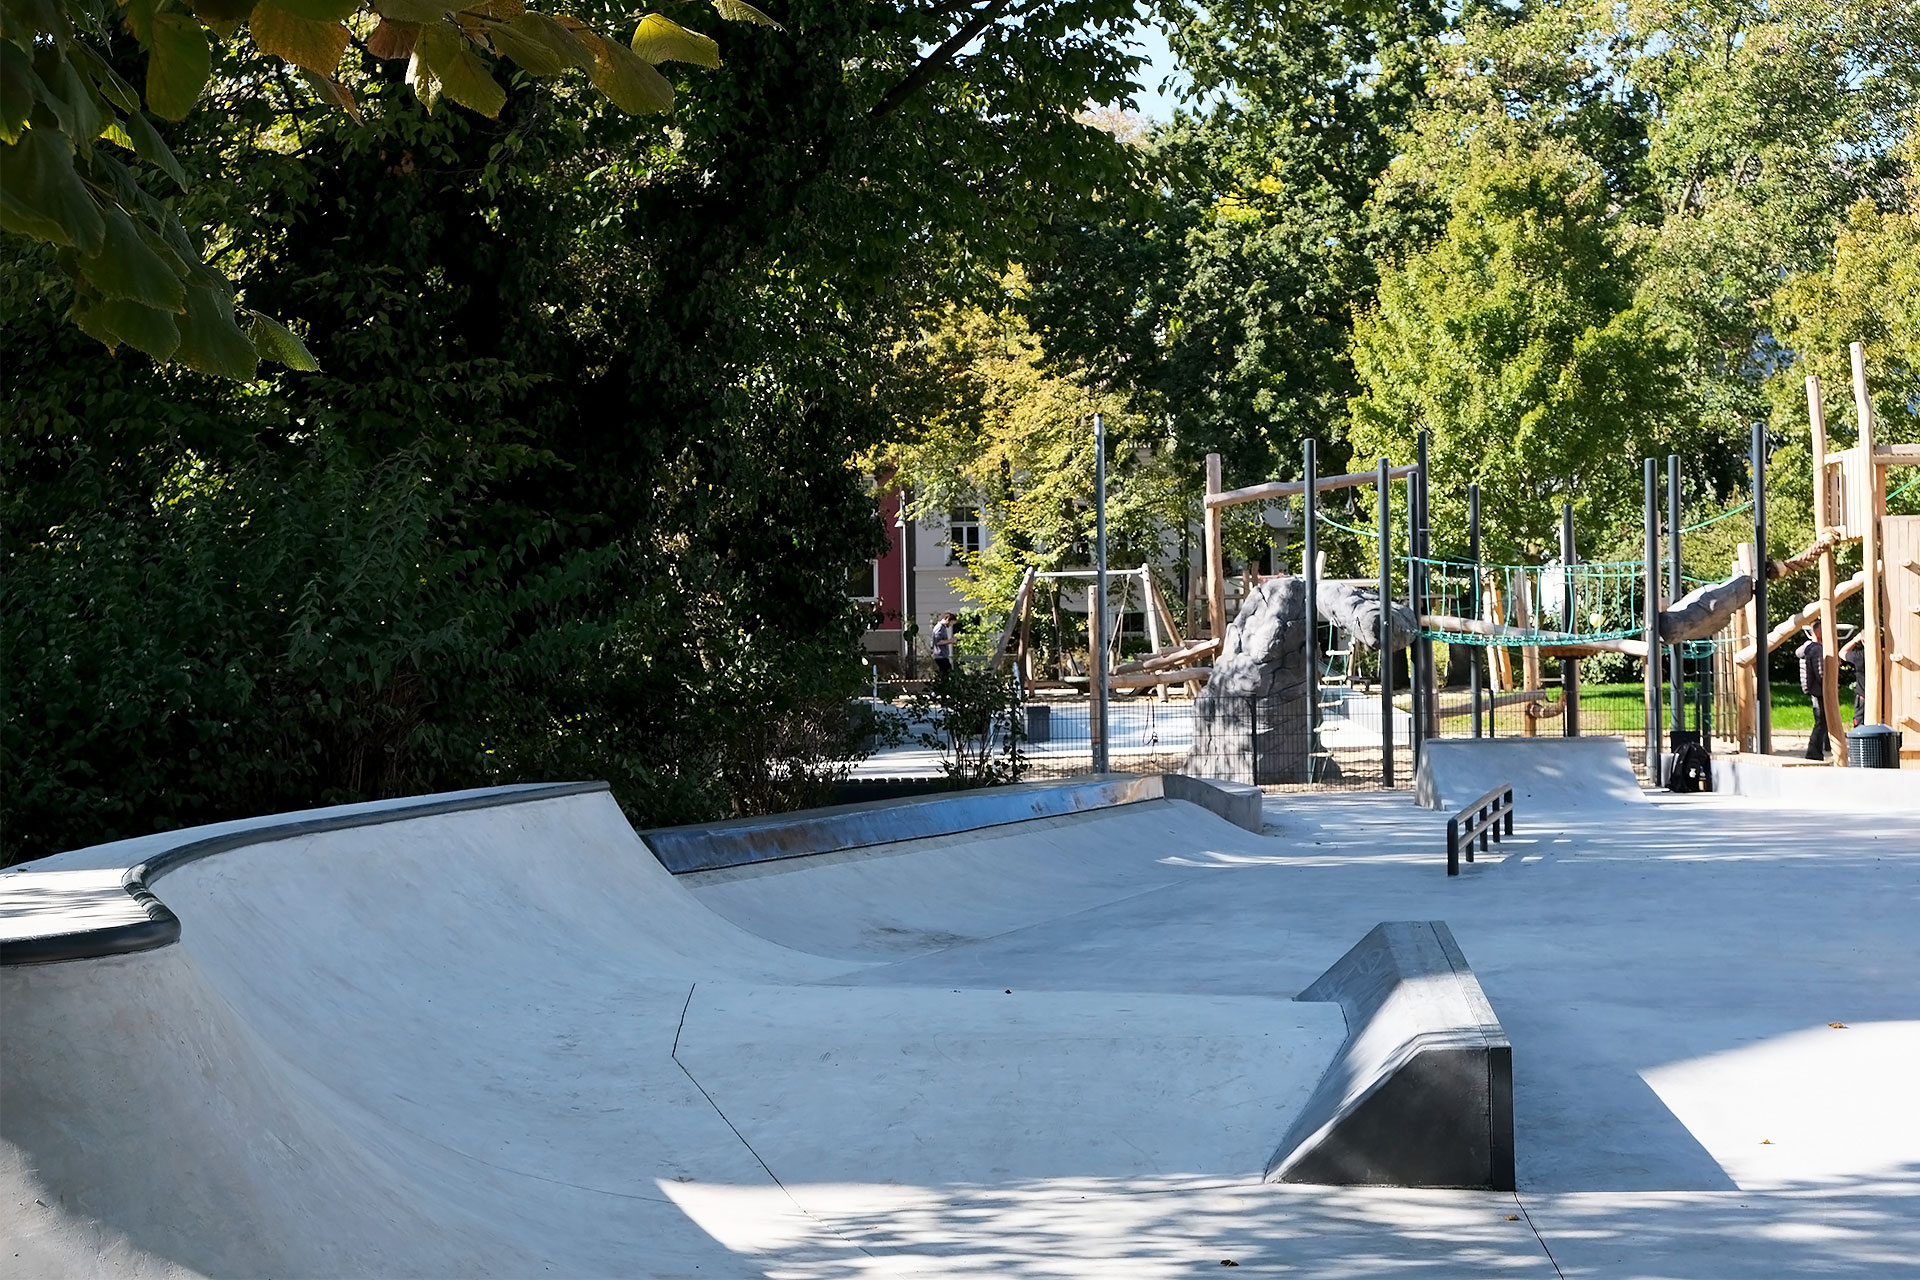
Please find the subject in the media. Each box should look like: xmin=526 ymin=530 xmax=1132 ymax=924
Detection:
xmin=1304 ymin=439 xmax=1319 ymax=778
xmin=1667 ymin=454 xmax=1683 ymax=739
xmin=1752 ymin=422 xmax=1771 ymax=757
xmin=1643 ymin=458 xmax=1662 ymax=785
xmin=1561 ymin=503 xmax=1578 ymax=737
xmin=1378 ymin=457 xmax=1394 ymax=787
xmin=1092 ymin=413 xmax=1109 ymax=773
xmin=1414 ymin=431 xmax=1432 ymax=766
xmin=1469 ymin=483 xmax=1483 ymax=739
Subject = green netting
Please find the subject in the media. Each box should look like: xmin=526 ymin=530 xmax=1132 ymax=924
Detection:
xmin=1410 ymin=555 xmax=1646 ymax=647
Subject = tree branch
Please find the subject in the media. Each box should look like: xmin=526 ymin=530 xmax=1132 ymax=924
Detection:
xmin=869 ymin=0 xmax=1021 ymax=120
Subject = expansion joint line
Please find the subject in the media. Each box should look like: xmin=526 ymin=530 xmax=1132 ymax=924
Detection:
xmin=669 ymin=983 xmax=876 ymax=1259
xmin=1511 ymin=1191 xmax=1565 ymax=1279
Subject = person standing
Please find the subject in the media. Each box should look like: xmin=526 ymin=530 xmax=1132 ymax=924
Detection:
xmin=931 ymin=612 xmax=956 ymax=677
xmin=1797 ymin=622 xmax=1829 ymax=760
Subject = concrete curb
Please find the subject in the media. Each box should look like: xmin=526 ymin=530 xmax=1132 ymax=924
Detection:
xmin=1268 ymin=920 xmax=1515 ymax=1190
xmin=1160 ymin=774 xmax=1265 ymax=832
xmin=1711 ymin=756 xmax=1916 ymax=809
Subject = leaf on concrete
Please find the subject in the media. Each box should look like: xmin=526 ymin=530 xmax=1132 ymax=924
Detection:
xmin=249 ymin=0 xmax=351 ymax=77
xmin=174 ymin=281 xmax=260 ymax=380
xmin=630 ymin=14 xmax=717 ymax=69
xmin=366 ymin=17 xmax=420 ymax=59
xmin=80 ymin=203 xmax=188 ymax=310
xmin=144 ymin=12 xmax=212 ymax=120
xmin=73 ymin=295 xmax=183 ymax=359
xmin=0 ymin=128 xmax=107 ymax=254
xmin=487 ymin=12 xmax=580 ymax=76
xmin=249 ymin=310 xmax=320 ymax=370
xmin=123 ymin=109 xmax=188 ymax=190
xmin=413 ymin=19 xmax=504 ymax=116
xmin=268 ymin=0 xmax=358 ymax=22
xmin=709 ymin=0 xmax=780 ymax=30
xmin=577 ymin=28 xmax=671 ymax=114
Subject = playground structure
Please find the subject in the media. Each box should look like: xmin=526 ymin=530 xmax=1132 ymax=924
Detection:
xmin=983 ymin=342 xmax=1916 ymax=783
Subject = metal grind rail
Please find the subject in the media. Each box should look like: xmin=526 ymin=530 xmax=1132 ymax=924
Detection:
xmin=1447 ymin=783 xmax=1515 ymax=877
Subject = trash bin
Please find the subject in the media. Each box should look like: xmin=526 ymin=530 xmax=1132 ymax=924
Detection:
xmin=1846 ymin=725 xmax=1902 ymax=769
xmin=1025 ymin=704 xmax=1051 ymax=743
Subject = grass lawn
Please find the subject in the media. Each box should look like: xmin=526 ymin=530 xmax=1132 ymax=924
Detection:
xmin=1578 ymin=681 xmax=1817 ymax=732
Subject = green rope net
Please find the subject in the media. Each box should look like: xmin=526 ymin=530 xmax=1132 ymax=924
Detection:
xmin=1409 ymin=555 xmax=1646 ymax=647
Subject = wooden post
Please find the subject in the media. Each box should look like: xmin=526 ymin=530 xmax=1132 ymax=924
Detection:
xmin=1733 ymin=542 xmax=1758 ymax=750
xmin=1808 ymin=376 xmax=1847 ymax=764
xmin=1516 ymin=572 xmax=1540 ymax=736
xmin=1853 ymin=342 xmax=1885 ymax=727
xmin=1204 ymin=453 xmax=1227 ymax=642
xmin=1751 ymin=424 xmax=1771 ymax=754
xmin=1139 ymin=567 xmax=1167 ymax=702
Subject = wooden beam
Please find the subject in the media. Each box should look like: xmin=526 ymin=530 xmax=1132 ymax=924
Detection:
xmin=1432 ymin=688 xmax=1546 ymax=721
xmin=1204 ymin=464 xmax=1420 ymax=511
xmin=1874 ymin=443 xmax=1920 ymax=467
xmin=1733 ymin=570 xmax=1867 ymax=665
xmin=991 ymin=566 xmax=1037 ymax=673
xmin=1516 ymin=573 xmax=1541 ymax=736
xmin=1111 ymin=636 xmax=1222 ymax=676
xmin=1204 ymin=454 xmax=1227 ymax=641
xmin=1108 ymin=665 xmax=1212 ymax=690
xmin=1732 ymin=543 xmax=1757 ymax=749
xmin=1855 ymin=342 xmax=1886 ymax=726
xmin=1809 ymin=375 xmax=1848 ymax=764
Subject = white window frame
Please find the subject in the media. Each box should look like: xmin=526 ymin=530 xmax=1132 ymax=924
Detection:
xmin=947 ymin=506 xmax=984 ymax=563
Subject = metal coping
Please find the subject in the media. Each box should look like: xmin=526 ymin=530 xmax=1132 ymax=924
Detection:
xmin=0 ymin=782 xmax=611 ymax=967
xmin=642 ymin=775 xmax=1164 ymax=874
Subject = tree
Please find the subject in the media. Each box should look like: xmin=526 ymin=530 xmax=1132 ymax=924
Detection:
xmin=0 ymin=0 xmax=766 ymax=374
xmin=3 ymin=0 xmax=1154 ymax=862
xmin=1346 ymin=142 xmax=1685 ymax=560
xmin=883 ymin=274 xmax=1185 ymax=623
xmin=1025 ymin=0 xmax=1443 ymax=482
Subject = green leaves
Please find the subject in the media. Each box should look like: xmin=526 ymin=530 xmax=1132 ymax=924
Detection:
xmin=577 ymin=27 xmax=671 ymax=114
xmin=249 ymin=0 xmax=350 ymax=77
xmin=143 ymin=12 xmax=212 ymax=120
xmin=411 ymin=18 xmax=504 ymax=115
xmin=249 ymin=310 xmax=321 ymax=371
xmin=710 ymin=0 xmax=779 ymax=30
xmin=0 ymin=128 xmax=104 ymax=253
xmin=631 ymin=15 xmax=718 ymax=69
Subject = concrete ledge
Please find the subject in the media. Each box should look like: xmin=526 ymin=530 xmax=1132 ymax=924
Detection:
xmin=0 ymin=783 xmax=609 ymax=966
xmin=641 ymin=776 xmax=1163 ymax=874
xmin=1268 ymin=920 xmax=1514 ymax=1190
xmin=1712 ymin=755 xmax=1917 ymax=809
xmin=1160 ymin=773 xmax=1264 ymax=832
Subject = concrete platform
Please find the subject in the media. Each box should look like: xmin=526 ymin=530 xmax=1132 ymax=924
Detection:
xmin=1415 ymin=735 xmax=1649 ymax=812
xmin=5 ymin=772 xmax=1920 ymax=1277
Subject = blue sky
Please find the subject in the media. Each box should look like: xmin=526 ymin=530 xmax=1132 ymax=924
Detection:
xmin=1126 ymin=21 xmax=1186 ymax=120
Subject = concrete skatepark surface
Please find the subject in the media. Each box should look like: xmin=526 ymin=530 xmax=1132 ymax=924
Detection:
xmin=4 ymin=746 xmax=1919 ymax=1277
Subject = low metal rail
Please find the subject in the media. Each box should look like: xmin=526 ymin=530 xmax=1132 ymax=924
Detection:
xmin=1447 ymin=783 xmax=1514 ymax=876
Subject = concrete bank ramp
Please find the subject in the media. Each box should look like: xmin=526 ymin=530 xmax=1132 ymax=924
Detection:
xmin=2 ymin=782 xmax=1345 ymax=1277
xmin=1416 ymin=735 xmax=1648 ymax=813
xmin=1269 ymin=921 xmax=1515 ymax=1191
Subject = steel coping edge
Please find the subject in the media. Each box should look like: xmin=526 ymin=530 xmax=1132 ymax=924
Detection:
xmin=642 ymin=775 xmax=1165 ymax=874
xmin=0 ymin=782 xmax=612 ymax=967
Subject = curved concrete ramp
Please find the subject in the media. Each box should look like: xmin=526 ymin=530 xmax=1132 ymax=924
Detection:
xmin=1269 ymin=921 xmax=1515 ymax=1191
xmin=2 ymin=784 xmax=1345 ymax=1277
xmin=1415 ymin=735 xmax=1648 ymax=812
